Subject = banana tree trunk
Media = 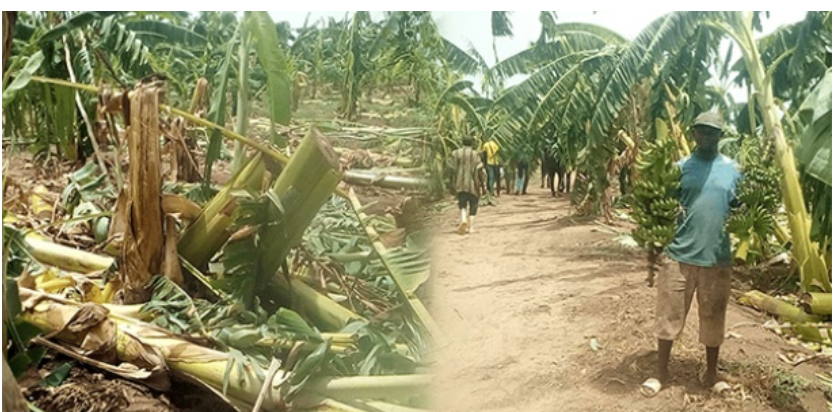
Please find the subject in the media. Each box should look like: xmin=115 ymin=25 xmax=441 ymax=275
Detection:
xmin=17 ymin=289 xmax=430 ymax=412
xmin=259 ymin=127 xmax=342 ymax=278
xmin=800 ymin=292 xmax=831 ymax=315
xmin=179 ymin=153 xmax=267 ymax=269
xmin=119 ymin=83 xmax=165 ymax=303
xmin=188 ymin=78 xmax=208 ymax=116
xmin=2 ymin=11 xmax=16 ymax=74
xmin=738 ymin=290 xmax=822 ymax=323
xmin=342 ymin=171 xmax=427 ymax=190
xmin=731 ymin=13 xmax=831 ymax=292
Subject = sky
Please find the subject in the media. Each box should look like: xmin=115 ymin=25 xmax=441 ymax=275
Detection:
xmin=268 ymin=11 xmax=810 ymax=102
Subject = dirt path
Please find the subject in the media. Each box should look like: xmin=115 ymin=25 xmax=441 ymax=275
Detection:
xmin=429 ymin=186 xmax=829 ymax=412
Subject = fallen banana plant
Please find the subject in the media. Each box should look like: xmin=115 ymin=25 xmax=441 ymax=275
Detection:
xmin=800 ymin=292 xmax=831 ymax=315
xmin=17 ymin=288 xmax=430 ymax=412
xmin=739 ymin=290 xmax=823 ymax=323
xmin=342 ymin=171 xmax=427 ymax=191
xmin=347 ymin=189 xmax=439 ymax=342
xmin=12 ymin=234 xmax=425 ymax=389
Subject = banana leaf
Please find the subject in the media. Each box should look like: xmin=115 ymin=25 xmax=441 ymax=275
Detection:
xmin=796 ymin=68 xmax=832 ymax=186
xmin=247 ymin=11 xmax=291 ymax=136
xmin=2 ymin=51 xmax=44 ymax=106
xmin=205 ymin=24 xmax=239 ymax=183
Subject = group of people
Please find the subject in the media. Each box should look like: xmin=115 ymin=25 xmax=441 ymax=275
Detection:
xmin=447 ymin=111 xmax=743 ymax=397
xmin=446 ymin=137 xmax=569 ymax=235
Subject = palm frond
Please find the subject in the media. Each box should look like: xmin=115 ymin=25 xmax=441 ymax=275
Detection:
xmin=491 ymin=11 xmax=513 ymax=38
xmin=732 ymin=12 xmax=829 ymax=109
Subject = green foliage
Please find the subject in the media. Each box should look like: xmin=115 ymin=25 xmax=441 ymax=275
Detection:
xmin=216 ymin=187 xmax=276 ymax=306
xmin=3 ymin=224 xmax=47 ymax=377
xmin=795 ymin=69 xmax=831 ymax=248
xmin=491 ymin=12 xmax=513 ymax=38
xmin=247 ymin=11 xmax=292 ymax=133
xmin=141 ymin=271 xmax=417 ymax=392
xmin=733 ymin=11 xmax=831 ymax=113
xmin=142 ymin=276 xmax=208 ymax=335
xmin=60 ymin=162 xmax=111 ymax=215
xmin=204 ymin=22 xmax=239 ymax=184
xmin=301 ymin=197 xmax=430 ymax=353
xmin=41 ymin=362 xmax=74 ymax=387
xmin=2 ymin=51 xmax=44 ymax=105
xmin=770 ymin=367 xmax=810 ymax=408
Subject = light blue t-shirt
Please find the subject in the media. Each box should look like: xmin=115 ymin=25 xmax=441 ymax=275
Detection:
xmin=666 ymin=154 xmax=742 ymax=267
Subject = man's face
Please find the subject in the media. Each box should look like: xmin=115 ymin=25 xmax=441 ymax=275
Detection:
xmin=692 ymin=127 xmax=720 ymax=150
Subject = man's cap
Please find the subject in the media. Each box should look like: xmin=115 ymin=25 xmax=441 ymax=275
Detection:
xmin=693 ymin=111 xmax=723 ymax=130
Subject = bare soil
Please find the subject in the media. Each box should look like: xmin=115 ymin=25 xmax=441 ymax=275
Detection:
xmin=429 ymin=185 xmax=830 ymax=412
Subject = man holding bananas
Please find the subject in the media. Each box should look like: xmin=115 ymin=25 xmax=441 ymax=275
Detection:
xmin=641 ymin=111 xmax=742 ymax=397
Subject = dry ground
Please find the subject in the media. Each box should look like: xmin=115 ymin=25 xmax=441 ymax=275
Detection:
xmin=429 ymin=185 xmax=830 ymax=412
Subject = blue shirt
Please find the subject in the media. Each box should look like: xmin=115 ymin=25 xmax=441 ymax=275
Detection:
xmin=666 ymin=154 xmax=742 ymax=267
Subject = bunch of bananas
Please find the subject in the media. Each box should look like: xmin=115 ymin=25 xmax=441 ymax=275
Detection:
xmin=631 ymin=129 xmax=681 ymax=286
xmin=726 ymin=161 xmax=782 ymax=263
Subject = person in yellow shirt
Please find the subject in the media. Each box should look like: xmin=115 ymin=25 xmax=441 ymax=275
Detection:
xmin=482 ymin=139 xmax=501 ymax=197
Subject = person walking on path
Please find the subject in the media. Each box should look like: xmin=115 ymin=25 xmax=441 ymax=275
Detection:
xmin=515 ymin=145 xmax=531 ymax=195
xmin=482 ymin=138 xmax=501 ymax=198
xmin=448 ymin=136 xmax=486 ymax=235
xmin=640 ymin=111 xmax=742 ymax=397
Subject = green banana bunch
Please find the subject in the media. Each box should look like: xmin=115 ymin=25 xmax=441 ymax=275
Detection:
xmin=726 ymin=160 xmax=782 ymax=264
xmin=631 ymin=120 xmax=682 ymax=287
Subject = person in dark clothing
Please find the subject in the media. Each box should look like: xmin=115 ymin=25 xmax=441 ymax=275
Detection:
xmin=447 ymin=136 xmax=485 ymax=234
xmin=541 ymin=147 xmax=564 ymax=197
xmin=515 ymin=158 xmax=530 ymax=195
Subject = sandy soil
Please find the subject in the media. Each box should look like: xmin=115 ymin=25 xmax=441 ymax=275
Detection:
xmin=429 ymin=185 xmax=830 ymax=412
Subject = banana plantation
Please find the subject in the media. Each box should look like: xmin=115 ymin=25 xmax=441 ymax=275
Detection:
xmin=2 ymin=11 xmax=442 ymax=412
xmin=0 ymin=10 xmax=833 ymax=412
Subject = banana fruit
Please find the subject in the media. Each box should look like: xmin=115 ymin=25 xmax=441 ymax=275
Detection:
xmin=630 ymin=120 xmax=681 ymax=287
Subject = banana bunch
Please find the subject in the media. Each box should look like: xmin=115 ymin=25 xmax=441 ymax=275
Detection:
xmin=631 ymin=122 xmax=681 ymax=287
xmin=726 ymin=161 xmax=782 ymax=264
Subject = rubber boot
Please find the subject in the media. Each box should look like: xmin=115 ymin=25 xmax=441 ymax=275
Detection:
xmin=468 ymin=215 xmax=475 ymax=234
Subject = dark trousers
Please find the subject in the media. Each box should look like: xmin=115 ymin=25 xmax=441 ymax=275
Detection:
xmin=516 ymin=162 xmax=529 ymax=193
xmin=487 ymin=165 xmax=501 ymax=195
xmin=457 ymin=192 xmax=479 ymax=216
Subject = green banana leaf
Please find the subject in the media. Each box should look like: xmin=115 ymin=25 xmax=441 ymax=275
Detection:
xmin=247 ymin=11 xmax=291 ymax=137
xmin=796 ymin=68 xmax=831 ymax=186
